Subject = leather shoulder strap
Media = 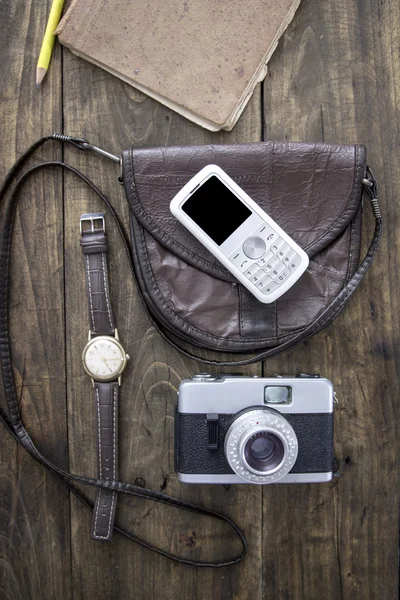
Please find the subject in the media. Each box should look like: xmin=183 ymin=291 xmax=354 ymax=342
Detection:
xmin=0 ymin=136 xmax=247 ymax=567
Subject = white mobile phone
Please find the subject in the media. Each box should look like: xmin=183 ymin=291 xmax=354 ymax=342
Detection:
xmin=169 ymin=165 xmax=309 ymax=303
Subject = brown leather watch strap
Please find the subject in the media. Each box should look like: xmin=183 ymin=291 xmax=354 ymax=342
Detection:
xmin=80 ymin=213 xmax=119 ymax=540
xmin=80 ymin=214 xmax=115 ymax=336
xmin=91 ymin=381 xmax=119 ymax=540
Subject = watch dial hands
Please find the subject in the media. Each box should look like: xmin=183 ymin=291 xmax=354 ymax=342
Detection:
xmin=93 ymin=345 xmax=119 ymax=374
xmin=94 ymin=346 xmax=108 ymax=367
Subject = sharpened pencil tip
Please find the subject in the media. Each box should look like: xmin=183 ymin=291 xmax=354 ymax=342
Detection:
xmin=36 ymin=67 xmax=47 ymax=87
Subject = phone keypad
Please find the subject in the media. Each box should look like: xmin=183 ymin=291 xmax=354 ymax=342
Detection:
xmin=270 ymin=238 xmax=285 ymax=254
xmin=244 ymin=264 xmax=259 ymax=278
xmin=287 ymin=254 xmax=302 ymax=271
xmin=269 ymin=261 xmax=286 ymax=279
xmin=257 ymin=250 xmax=273 ymax=267
xmin=229 ymin=227 xmax=305 ymax=297
xmin=282 ymin=248 xmax=296 ymax=265
xmin=249 ymin=270 xmax=267 ymax=284
xmin=264 ymin=256 xmax=280 ymax=272
xmin=259 ymin=279 xmax=279 ymax=294
xmin=275 ymin=268 xmax=291 ymax=284
xmin=276 ymin=242 xmax=291 ymax=260
xmin=256 ymin=224 xmax=278 ymax=245
xmin=230 ymin=251 xmax=252 ymax=273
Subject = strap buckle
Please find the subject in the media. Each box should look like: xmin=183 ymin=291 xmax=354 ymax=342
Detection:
xmin=80 ymin=213 xmax=106 ymax=235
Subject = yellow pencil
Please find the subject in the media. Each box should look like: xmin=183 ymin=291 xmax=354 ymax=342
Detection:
xmin=36 ymin=0 xmax=65 ymax=87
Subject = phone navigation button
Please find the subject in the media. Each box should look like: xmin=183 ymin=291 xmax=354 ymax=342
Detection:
xmin=243 ymin=236 xmax=266 ymax=260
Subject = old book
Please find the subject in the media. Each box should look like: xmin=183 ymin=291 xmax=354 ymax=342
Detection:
xmin=57 ymin=0 xmax=302 ymax=131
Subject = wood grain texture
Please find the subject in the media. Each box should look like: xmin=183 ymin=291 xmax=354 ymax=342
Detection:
xmin=62 ymin=51 xmax=262 ymax=600
xmin=0 ymin=0 xmax=399 ymax=599
xmin=0 ymin=1 xmax=71 ymax=599
xmin=262 ymin=1 xmax=400 ymax=598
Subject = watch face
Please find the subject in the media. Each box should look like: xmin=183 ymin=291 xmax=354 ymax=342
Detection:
xmin=82 ymin=336 xmax=127 ymax=381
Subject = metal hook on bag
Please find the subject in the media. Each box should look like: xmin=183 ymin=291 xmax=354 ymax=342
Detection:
xmin=51 ymin=133 xmax=124 ymax=184
xmin=362 ymin=167 xmax=381 ymax=220
xmin=51 ymin=133 xmax=121 ymax=164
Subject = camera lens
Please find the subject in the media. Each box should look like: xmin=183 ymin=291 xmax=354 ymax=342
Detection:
xmin=224 ymin=407 xmax=298 ymax=484
xmin=244 ymin=432 xmax=285 ymax=473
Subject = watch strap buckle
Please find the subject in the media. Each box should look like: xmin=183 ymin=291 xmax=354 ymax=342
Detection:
xmin=80 ymin=213 xmax=106 ymax=235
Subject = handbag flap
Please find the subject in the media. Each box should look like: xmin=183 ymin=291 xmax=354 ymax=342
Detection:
xmin=122 ymin=141 xmax=366 ymax=280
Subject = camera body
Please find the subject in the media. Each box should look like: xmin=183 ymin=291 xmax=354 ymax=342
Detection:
xmin=175 ymin=374 xmax=334 ymax=485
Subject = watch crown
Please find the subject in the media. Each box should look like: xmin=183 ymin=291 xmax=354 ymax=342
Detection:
xmin=126 ymin=354 xmax=130 ymax=360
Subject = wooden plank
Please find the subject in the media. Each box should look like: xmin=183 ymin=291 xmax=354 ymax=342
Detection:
xmin=0 ymin=1 xmax=71 ymax=599
xmin=62 ymin=53 xmax=263 ymax=598
xmin=262 ymin=1 xmax=400 ymax=598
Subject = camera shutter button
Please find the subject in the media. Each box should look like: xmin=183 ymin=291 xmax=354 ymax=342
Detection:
xmin=192 ymin=373 xmax=215 ymax=380
xmin=295 ymin=373 xmax=320 ymax=378
xmin=243 ymin=236 xmax=266 ymax=260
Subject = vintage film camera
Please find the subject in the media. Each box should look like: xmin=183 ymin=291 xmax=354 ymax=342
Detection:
xmin=175 ymin=374 xmax=334 ymax=484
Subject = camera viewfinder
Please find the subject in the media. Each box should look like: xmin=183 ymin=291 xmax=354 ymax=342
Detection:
xmin=264 ymin=386 xmax=292 ymax=404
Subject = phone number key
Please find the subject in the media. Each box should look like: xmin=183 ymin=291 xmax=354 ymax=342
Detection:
xmin=260 ymin=279 xmax=279 ymax=295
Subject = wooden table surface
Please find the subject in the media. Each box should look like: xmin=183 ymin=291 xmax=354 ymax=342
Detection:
xmin=1 ymin=1 xmax=399 ymax=598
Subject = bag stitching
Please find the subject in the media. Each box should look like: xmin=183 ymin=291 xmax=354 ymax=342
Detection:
xmin=134 ymin=174 xmax=270 ymax=184
xmin=346 ymin=210 xmax=361 ymax=283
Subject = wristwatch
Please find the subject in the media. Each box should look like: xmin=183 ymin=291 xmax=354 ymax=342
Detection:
xmin=80 ymin=213 xmax=129 ymax=541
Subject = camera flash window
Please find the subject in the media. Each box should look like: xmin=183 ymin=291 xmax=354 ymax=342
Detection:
xmin=264 ymin=386 xmax=292 ymax=404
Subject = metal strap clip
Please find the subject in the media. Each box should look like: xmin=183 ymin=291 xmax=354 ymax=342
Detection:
xmin=52 ymin=133 xmax=121 ymax=164
xmin=362 ymin=167 xmax=382 ymax=220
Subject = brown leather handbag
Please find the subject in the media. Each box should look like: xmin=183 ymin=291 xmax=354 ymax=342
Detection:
xmin=121 ymin=140 xmax=382 ymax=365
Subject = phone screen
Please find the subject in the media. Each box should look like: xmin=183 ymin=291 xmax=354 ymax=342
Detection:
xmin=181 ymin=175 xmax=252 ymax=245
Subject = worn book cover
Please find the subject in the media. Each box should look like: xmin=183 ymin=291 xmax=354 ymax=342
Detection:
xmin=57 ymin=0 xmax=302 ymax=131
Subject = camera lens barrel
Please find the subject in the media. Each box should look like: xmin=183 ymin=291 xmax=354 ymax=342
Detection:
xmin=224 ymin=408 xmax=298 ymax=484
xmin=243 ymin=431 xmax=285 ymax=473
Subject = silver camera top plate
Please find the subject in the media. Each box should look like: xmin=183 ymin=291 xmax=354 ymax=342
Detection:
xmin=177 ymin=375 xmax=334 ymax=415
